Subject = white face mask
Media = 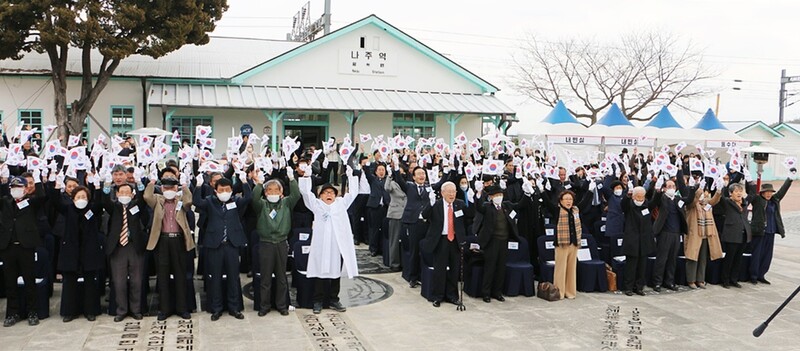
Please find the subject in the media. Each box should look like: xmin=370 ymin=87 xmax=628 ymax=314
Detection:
xmin=460 ymin=185 xmax=469 ymax=191
xmin=163 ymin=190 xmax=178 ymax=200
xmin=217 ymin=192 xmax=232 ymax=202
xmin=634 ymin=200 xmax=645 ymax=207
xmin=10 ymin=187 xmax=25 ymax=200
xmin=118 ymin=196 xmax=132 ymax=205
xmin=492 ymin=196 xmax=504 ymax=206
xmin=74 ymin=199 xmax=89 ymax=209
xmin=614 ymin=189 xmax=623 ymax=197
xmin=665 ymin=189 xmax=676 ymax=198
xmin=267 ymin=194 xmax=281 ymax=203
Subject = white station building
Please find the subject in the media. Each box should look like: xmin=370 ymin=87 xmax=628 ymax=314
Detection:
xmin=0 ymin=14 xmax=516 ymax=152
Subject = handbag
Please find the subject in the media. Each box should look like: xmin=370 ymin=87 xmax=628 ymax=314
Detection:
xmin=605 ymin=263 xmax=618 ymax=292
xmin=537 ymin=282 xmax=561 ymax=301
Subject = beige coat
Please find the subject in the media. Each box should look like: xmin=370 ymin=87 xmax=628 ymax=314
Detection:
xmin=144 ymin=183 xmax=195 ymax=251
xmin=684 ymin=187 xmax=723 ymax=261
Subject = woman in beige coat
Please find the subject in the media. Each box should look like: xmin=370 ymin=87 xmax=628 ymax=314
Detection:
xmin=684 ymin=186 xmax=724 ymax=289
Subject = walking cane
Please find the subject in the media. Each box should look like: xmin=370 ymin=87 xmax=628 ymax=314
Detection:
xmin=457 ymin=245 xmax=466 ymax=311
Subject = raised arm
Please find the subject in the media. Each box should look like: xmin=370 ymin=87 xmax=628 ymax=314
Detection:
xmin=775 ymin=178 xmax=793 ymax=201
xmin=144 ymin=181 xmax=157 ymax=208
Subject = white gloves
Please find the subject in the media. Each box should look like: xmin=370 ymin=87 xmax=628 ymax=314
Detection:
xmin=48 ymin=170 xmax=57 ymax=182
xmin=134 ymin=167 xmax=144 ymax=183
xmin=474 ymin=181 xmax=484 ymax=193
xmin=195 ymin=173 xmax=205 ymax=186
xmin=467 ymin=188 xmax=476 ymax=202
xmin=32 ymin=169 xmax=41 ymax=183
xmin=286 ymin=166 xmax=295 ymax=181
xmin=545 ymin=180 xmax=552 ymax=191
xmin=522 ymin=180 xmax=534 ymax=195
xmin=429 ymin=189 xmax=437 ymax=206
xmin=627 ymin=180 xmax=634 ymax=191
xmin=55 ymin=173 xmax=65 ymax=190
xmin=588 ymin=180 xmax=597 ymax=192
xmin=237 ymin=171 xmax=248 ymax=184
xmin=345 ymin=166 xmax=354 ymax=178
xmin=689 ymin=176 xmax=696 ymax=187
xmin=499 ymin=179 xmax=507 ymax=190
xmin=180 ymin=172 xmax=189 ymax=186
xmin=655 ymin=175 xmax=665 ymax=190
xmin=322 ymin=157 xmax=329 ymax=169
xmin=515 ymin=167 xmax=523 ymax=180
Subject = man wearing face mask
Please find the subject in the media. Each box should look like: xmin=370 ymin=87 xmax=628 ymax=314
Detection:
xmin=0 ymin=175 xmax=46 ymax=327
xmin=193 ymin=176 xmax=252 ymax=321
xmin=251 ymin=170 xmax=300 ymax=316
xmin=104 ymin=183 xmax=147 ymax=322
xmin=621 ymin=187 xmax=657 ymax=296
xmin=650 ymin=170 xmax=694 ymax=292
xmin=474 ymin=183 xmax=533 ymax=302
xmin=144 ymin=177 xmax=194 ymax=321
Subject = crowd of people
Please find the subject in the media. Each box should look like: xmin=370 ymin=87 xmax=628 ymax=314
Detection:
xmin=0 ymin=125 xmax=794 ymax=328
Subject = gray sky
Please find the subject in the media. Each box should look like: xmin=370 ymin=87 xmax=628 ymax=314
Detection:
xmin=211 ymin=0 xmax=800 ymax=132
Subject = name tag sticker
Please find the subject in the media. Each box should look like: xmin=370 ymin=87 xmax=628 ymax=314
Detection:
xmin=509 ymin=210 xmax=517 ymax=219
xmin=17 ymin=199 xmax=29 ymax=209
xmin=226 ymin=202 xmax=237 ymax=210
xmin=597 ymin=184 xmax=603 ymax=189
xmin=641 ymin=209 xmax=650 ymax=216
xmin=269 ymin=209 xmax=278 ymax=219
xmin=470 ymin=243 xmax=480 ymax=250
xmin=565 ymin=184 xmax=572 ymax=189
xmin=177 ymin=201 xmax=183 ymax=212
xmin=678 ymin=200 xmax=685 ymax=208
xmin=129 ymin=206 xmax=140 ymax=215
xmin=617 ymin=238 xmax=623 ymax=246
xmin=301 ymin=246 xmax=310 ymax=254
xmin=545 ymin=241 xmax=555 ymax=249
xmin=704 ymin=204 xmax=713 ymax=212
xmin=508 ymin=242 xmax=519 ymax=250
xmin=454 ymin=210 xmax=464 ymax=218
xmin=581 ymin=238 xmax=588 ymax=247
xmin=299 ymin=233 xmax=310 ymax=241
xmin=85 ymin=210 xmax=93 ymax=220
xmin=545 ymin=228 xmax=554 ymax=236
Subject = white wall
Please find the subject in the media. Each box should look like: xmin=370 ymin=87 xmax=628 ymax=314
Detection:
xmin=242 ymin=23 xmax=485 ymax=94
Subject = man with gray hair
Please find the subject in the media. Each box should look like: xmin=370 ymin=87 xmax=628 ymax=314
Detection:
xmin=621 ymin=186 xmax=657 ymax=296
xmin=421 ymin=181 xmax=467 ymax=307
xmin=651 ymin=171 xmax=694 ymax=292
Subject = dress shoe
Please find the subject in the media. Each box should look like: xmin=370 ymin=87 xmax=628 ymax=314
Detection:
xmin=432 ymin=300 xmax=441 ymax=308
xmin=133 ymin=314 xmax=143 ymax=320
xmin=114 ymin=315 xmax=126 ymax=322
xmin=313 ymin=303 xmax=323 ymax=314
xmin=279 ymin=310 xmax=289 ymax=316
xmin=63 ymin=315 xmax=76 ymax=323
xmin=86 ymin=315 xmax=96 ymax=322
xmin=722 ymin=283 xmax=730 ymax=289
xmin=330 ymin=301 xmax=347 ymax=312
xmin=229 ymin=311 xmax=245 ymax=320
xmin=666 ymin=284 xmax=679 ymax=291
xmin=688 ymin=283 xmax=697 ymax=289
xmin=624 ymin=290 xmax=634 ymax=296
xmin=4 ymin=315 xmax=19 ymax=327
xmin=758 ymin=278 xmax=771 ymax=285
xmin=157 ymin=313 xmax=168 ymax=321
xmin=653 ymin=286 xmax=662 ymax=292
xmin=179 ymin=312 xmax=192 ymax=320
xmin=635 ymin=290 xmax=646 ymax=296
xmin=493 ymin=295 xmax=505 ymax=302
xmin=390 ymin=267 xmax=402 ymax=272
xmin=211 ymin=312 xmax=222 ymax=321
xmin=258 ymin=310 xmax=269 ymax=317
xmin=483 ymin=297 xmax=491 ymax=303
xmin=409 ymin=281 xmax=420 ymax=289
xmin=731 ymin=282 xmax=742 ymax=288
xmin=750 ymin=279 xmax=758 ymax=285
xmin=27 ymin=312 xmax=39 ymax=326
xmin=697 ymin=282 xmax=706 ymax=289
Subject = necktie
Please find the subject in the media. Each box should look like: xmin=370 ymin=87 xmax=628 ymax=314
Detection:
xmin=447 ymin=203 xmax=455 ymax=242
xmin=418 ymin=185 xmax=423 ymax=196
xmin=120 ymin=207 xmax=129 ymax=247
xmin=464 ymin=191 xmax=469 ymax=207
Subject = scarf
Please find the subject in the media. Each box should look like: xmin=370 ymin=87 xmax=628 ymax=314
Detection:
xmin=556 ymin=205 xmax=580 ymax=246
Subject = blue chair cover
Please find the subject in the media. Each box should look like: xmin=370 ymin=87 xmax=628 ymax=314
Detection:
xmin=576 ymin=236 xmax=608 ymax=292
xmin=292 ymin=240 xmax=315 ymax=309
xmin=504 ymin=237 xmax=535 ymax=297
xmin=536 ymin=236 xmax=556 ymax=283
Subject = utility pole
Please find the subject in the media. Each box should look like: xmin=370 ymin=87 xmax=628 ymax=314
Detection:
xmin=323 ymin=0 xmax=331 ymax=35
xmin=779 ymin=69 xmax=800 ymax=124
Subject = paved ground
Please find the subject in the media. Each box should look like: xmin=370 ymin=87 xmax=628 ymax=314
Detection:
xmin=4 ymin=191 xmax=800 ymax=350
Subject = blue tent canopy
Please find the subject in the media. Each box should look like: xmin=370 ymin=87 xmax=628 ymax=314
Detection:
xmin=541 ymin=100 xmax=581 ymax=124
xmin=645 ymin=106 xmax=683 ymax=129
xmin=693 ymin=108 xmax=727 ymax=130
xmin=596 ymin=103 xmax=634 ymax=127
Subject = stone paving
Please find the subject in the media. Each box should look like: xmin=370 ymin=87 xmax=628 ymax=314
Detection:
xmin=4 ymin=211 xmax=800 ymax=350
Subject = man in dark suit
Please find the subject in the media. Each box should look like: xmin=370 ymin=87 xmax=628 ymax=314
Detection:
xmin=650 ymin=171 xmax=695 ymax=292
xmin=193 ymin=177 xmax=252 ymax=321
xmin=474 ymin=183 xmax=532 ymax=302
xmin=365 ymin=162 xmax=390 ymax=257
xmin=421 ymin=182 xmax=466 ymax=307
xmin=621 ymin=187 xmax=657 ymax=296
xmin=0 ymin=175 xmax=46 ymax=327
xmin=104 ymin=183 xmax=147 ymax=322
xmin=720 ymin=182 xmax=755 ymax=288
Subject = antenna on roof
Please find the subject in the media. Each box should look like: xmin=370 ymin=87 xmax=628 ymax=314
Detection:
xmin=287 ymin=0 xmax=331 ymax=42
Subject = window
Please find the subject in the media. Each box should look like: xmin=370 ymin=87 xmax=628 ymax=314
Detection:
xmin=282 ymin=113 xmax=329 ymax=123
xmin=170 ymin=116 xmax=213 ymax=151
xmin=392 ymin=112 xmax=435 ymax=144
xmin=18 ymin=109 xmax=43 ymax=144
xmin=110 ymin=106 xmax=135 ymax=137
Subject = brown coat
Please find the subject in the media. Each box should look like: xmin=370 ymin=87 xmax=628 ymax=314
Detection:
xmin=684 ymin=187 xmax=723 ymax=261
xmin=143 ymin=183 xmax=195 ymax=251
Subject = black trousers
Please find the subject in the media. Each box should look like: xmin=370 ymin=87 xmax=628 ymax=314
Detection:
xmin=367 ymin=206 xmax=387 ymax=254
xmin=481 ymin=238 xmax=508 ymax=297
xmin=722 ymin=241 xmax=746 ymax=284
xmin=623 ymin=255 xmax=647 ymax=292
xmin=431 ymin=236 xmax=460 ymax=302
xmin=206 ymin=241 xmax=242 ymax=313
xmin=403 ymin=221 xmax=427 ymax=283
xmin=349 ymin=194 xmax=369 ymax=243
xmin=652 ymin=231 xmax=680 ymax=287
xmin=258 ymin=241 xmax=289 ymax=312
xmin=313 ymin=277 xmax=341 ymax=304
xmin=109 ymin=244 xmax=144 ymax=316
xmin=156 ymin=235 xmax=188 ymax=315
xmin=0 ymin=245 xmax=36 ymax=318
xmin=327 ymin=162 xmax=340 ymax=185
xmin=60 ymin=271 xmax=100 ymax=317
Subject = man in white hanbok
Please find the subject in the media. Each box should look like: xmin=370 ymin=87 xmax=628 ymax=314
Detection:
xmin=299 ymin=166 xmax=360 ymax=314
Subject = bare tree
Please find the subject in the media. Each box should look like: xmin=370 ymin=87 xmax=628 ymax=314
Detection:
xmin=510 ymin=32 xmax=717 ymax=125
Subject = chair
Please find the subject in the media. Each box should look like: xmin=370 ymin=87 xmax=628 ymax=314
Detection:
xmin=504 ymin=237 xmax=535 ymax=297
xmin=536 ymin=236 xmax=556 ymax=283
xmin=419 ymin=242 xmax=436 ymax=301
xmin=462 ymin=235 xmax=485 ymax=298
xmin=739 ymin=252 xmax=752 ymax=282
xmin=292 ymin=240 xmax=315 ymax=309
xmin=609 ymin=237 xmax=626 ymax=289
xmin=675 ymin=235 xmax=688 ymax=286
xmin=706 ymin=252 xmax=723 ymax=284
xmin=289 ymin=228 xmax=313 ymax=255
xmin=576 ymin=236 xmax=608 ymax=293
